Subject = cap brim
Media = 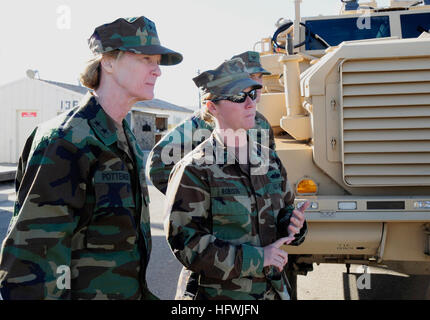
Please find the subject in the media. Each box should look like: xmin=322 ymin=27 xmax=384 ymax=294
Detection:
xmin=220 ymin=78 xmax=262 ymax=96
xmin=248 ymin=66 xmax=271 ymax=76
xmin=123 ymin=44 xmax=183 ymax=65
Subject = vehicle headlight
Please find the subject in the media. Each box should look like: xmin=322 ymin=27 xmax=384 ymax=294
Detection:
xmin=338 ymin=201 xmax=357 ymax=210
xmin=297 ymin=200 xmax=319 ymax=210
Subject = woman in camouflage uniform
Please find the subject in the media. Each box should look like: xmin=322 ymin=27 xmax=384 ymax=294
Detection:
xmin=147 ymin=51 xmax=274 ymax=196
xmin=165 ymin=58 xmax=308 ymax=300
xmin=0 ymin=16 xmax=182 ymax=300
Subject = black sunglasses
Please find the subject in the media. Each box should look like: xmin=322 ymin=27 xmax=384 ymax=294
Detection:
xmin=211 ymin=89 xmax=258 ymax=103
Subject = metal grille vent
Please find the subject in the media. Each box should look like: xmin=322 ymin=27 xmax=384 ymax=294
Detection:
xmin=340 ymin=57 xmax=430 ymax=186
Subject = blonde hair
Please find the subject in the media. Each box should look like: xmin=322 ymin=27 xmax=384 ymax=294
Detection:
xmin=200 ymin=93 xmax=217 ymax=125
xmin=80 ymin=50 xmax=124 ymax=90
xmin=201 ymin=106 xmax=215 ymax=124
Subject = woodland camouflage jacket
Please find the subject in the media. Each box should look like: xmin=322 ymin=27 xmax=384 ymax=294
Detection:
xmin=147 ymin=110 xmax=275 ymax=194
xmin=165 ymin=131 xmax=306 ymax=300
xmin=0 ymin=93 xmax=156 ymax=300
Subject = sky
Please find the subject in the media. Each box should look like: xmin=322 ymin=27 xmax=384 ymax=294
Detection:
xmin=0 ymin=0 xmax=392 ymax=109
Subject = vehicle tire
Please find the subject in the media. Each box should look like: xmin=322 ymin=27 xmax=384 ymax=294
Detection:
xmin=287 ymin=270 xmax=297 ymax=300
xmin=285 ymin=263 xmax=298 ymax=300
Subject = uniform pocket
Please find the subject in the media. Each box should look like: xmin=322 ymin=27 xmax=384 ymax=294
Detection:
xmin=93 ymin=171 xmax=135 ymax=208
xmin=211 ymin=196 xmax=251 ymax=216
xmin=210 ymin=186 xmax=251 ymax=215
xmin=210 ymin=187 xmax=253 ymax=242
xmin=266 ymin=179 xmax=284 ymax=213
xmin=265 ymin=179 xmax=283 ymax=194
xmin=86 ymin=172 xmax=137 ymax=252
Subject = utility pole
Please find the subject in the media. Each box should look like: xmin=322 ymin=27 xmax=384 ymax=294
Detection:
xmin=197 ymin=69 xmax=201 ymax=110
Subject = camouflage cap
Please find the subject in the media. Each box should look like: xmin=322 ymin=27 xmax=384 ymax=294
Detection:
xmin=88 ymin=16 xmax=183 ymax=66
xmin=193 ymin=58 xmax=262 ymax=99
xmin=231 ymin=51 xmax=271 ymax=75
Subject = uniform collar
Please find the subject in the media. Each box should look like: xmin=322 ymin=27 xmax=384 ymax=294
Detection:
xmin=84 ymin=93 xmax=118 ymax=146
xmin=85 ymin=94 xmax=142 ymax=166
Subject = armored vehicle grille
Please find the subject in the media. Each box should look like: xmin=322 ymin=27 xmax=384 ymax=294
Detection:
xmin=340 ymin=57 xmax=430 ymax=186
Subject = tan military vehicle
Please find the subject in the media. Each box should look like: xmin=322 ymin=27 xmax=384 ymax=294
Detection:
xmin=255 ymin=0 xmax=430 ymax=297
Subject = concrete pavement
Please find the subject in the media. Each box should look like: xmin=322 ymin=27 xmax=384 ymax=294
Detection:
xmin=0 ymin=181 xmax=14 ymax=241
xmin=0 ymin=164 xmax=16 ymax=183
xmin=145 ymin=183 xmax=183 ymax=299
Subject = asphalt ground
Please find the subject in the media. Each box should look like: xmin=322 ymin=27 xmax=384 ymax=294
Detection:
xmin=0 ymin=180 xmax=429 ymax=300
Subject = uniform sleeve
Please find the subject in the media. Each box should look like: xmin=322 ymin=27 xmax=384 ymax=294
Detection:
xmin=268 ymin=124 xmax=276 ymax=151
xmin=0 ymin=133 xmax=88 ymax=300
xmin=147 ymin=121 xmax=191 ymax=195
xmin=146 ymin=142 xmax=174 ymax=195
xmin=147 ymin=117 xmax=213 ymax=195
xmin=274 ymin=154 xmax=307 ymax=246
xmin=165 ymin=162 xmax=264 ymax=281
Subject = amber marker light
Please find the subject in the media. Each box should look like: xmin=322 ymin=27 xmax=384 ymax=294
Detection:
xmin=296 ymin=178 xmax=318 ymax=195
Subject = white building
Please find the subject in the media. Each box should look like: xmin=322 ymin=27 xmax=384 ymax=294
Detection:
xmin=0 ymin=78 xmax=85 ymax=164
xmin=0 ymin=77 xmax=195 ymax=163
